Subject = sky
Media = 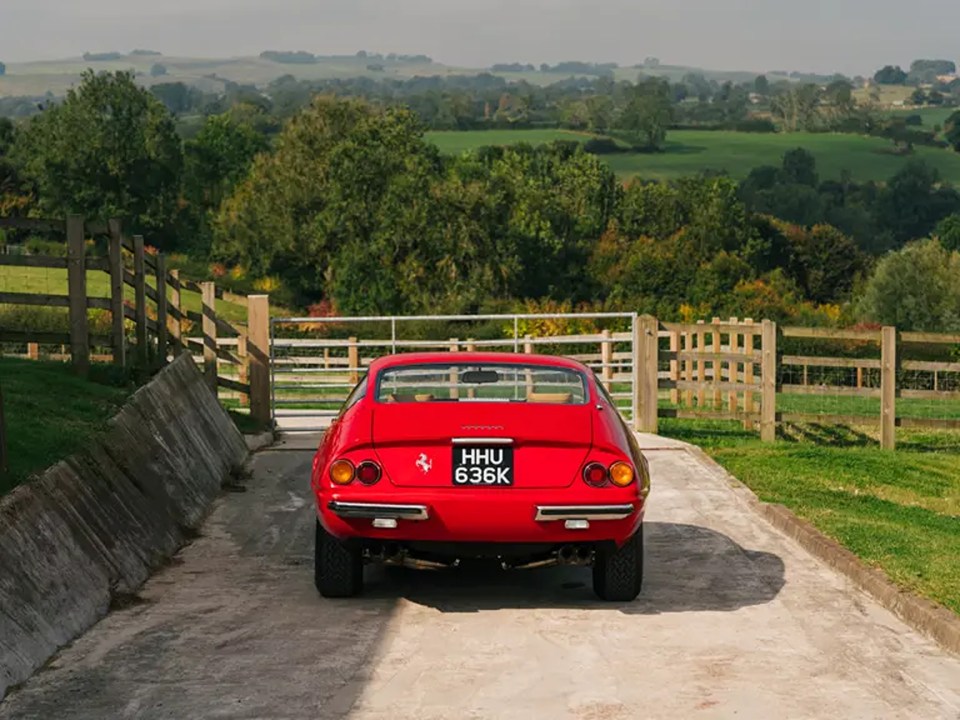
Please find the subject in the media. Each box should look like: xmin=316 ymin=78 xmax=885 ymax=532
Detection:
xmin=1 ymin=0 xmax=958 ymax=76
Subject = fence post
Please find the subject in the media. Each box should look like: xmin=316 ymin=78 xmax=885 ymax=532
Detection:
xmin=760 ymin=319 xmax=777 ymax=442
xmin=133 ymin=235 xmax=147 ymax=367
xmin=712 ymin=317 xmax=722 ymax=409
xmin=237 ymin=335 xmax=249 ymax=407
xmin=669 ymin=329 xmax=679 ymax=405
xmin=448 ymin=338 xmax=460 ymax=399
xmin=743 ymin=318 xmax=755 ymax=428
xmin=881 ymin=326 xmax=897 ymax=450
xmin=728 ymin=317 xmax=739 ymax=413
xmin=348 ymin=337 xmax=359 ymax=385
xmin=247 ymin=295 xmax=271 ymax=426
xmin=696 ymin=320 xmax=706 ymax=408
xmin=27 ymin=343 xmax=39 ymax=360
xmin=107 ymin=219 xmax=126 ymax=367
xmin=601 ymin=329 xmax=613 ymax=390
xmin=169 ymin=269 xmax=182 ymax=356
xmin=634 ymin=314 xmax=659 ymax=434
xmin=201 ymin=281 xmax=218 ymax=395
xmin=66 ymin=215 xmax=89 ymax=377
xmin=683 ymin=328 xmax=694 ymax=407
xmin=155 ymin=254 xmax=168 ymax=365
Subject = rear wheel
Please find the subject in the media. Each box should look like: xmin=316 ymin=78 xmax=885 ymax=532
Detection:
xmin=314 ymin=519 xmax=363 ymax=598
xmin=592 ymin=527 xmax=643 ymax=602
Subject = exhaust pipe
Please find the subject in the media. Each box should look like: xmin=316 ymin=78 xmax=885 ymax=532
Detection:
xmin=401 ymin=557 xmax=457 ymax=571
xmin=507 ymin=557 xmax=560 ymax=571
xmin=558 ymin=546 xmax=576 ymax=563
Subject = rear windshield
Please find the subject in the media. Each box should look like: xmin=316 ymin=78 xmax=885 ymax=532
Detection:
xmin=376 ymin=363 xmax=588 ymax=404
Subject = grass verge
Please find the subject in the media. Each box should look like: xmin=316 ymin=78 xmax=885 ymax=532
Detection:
xmin=0 ymin=357 xmax=135 ymax=495
xmin=660 ymin=418 xmax=960 ymax=615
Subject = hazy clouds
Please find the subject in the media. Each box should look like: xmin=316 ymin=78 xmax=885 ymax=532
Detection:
xmin=2 ymin=0 xmax=958 ymax=74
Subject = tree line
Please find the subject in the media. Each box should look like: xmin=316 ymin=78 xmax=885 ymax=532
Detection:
xmin=2 ymin=71 xmax=960 ymax=332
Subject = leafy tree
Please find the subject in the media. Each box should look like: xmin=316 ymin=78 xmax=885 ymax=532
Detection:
xmin=151 ymin=82 xmax=205 ymax=114
xmin=873 ymin=161 xmax=960 ymax=250
xmin=150 ymin=63 xmax=168 ymax=78
xmin=213 ymin=97 xmax=541 ymax=312
xmin=182 ymin=112 xmax=269 ymax=253
xmin=910 ymin=59 xmax=957 ymax=75
xmin=857 ymin=239 xmax=960 ymax=331
xmin=0 ymin=62 xmax=5 ymax=77
xmin=781 ymin=148 xmax=818 ymax=186
xmin=770 ymin=84 xmax=821 ymax=131
xmin=754 ymin=75 xmax=770 ymax=96
xmin=14 ymin=71 xmax=182 ymax=241
xmin=934 ymin=214 xmax=960 ymax=251
xmin=618 ymin=78 xmax=672 ymax=150
xmin=873 ymin=65 xmax=908 ymax=85
xmin=946 ymin=111 xmax=960 ymax=152
xmin=0 ymin=118 xmax=34 ymax=216
xmin=780 ymin=222 xmax=867 ymax=303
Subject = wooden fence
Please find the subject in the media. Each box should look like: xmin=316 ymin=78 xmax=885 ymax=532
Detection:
xmin=645 ymin=317 xmax=960 ymax=449
xmin=0 ymin=215 xmax=271 ymax=425
xmin=271 ymin=315 xmax=960 ymax=449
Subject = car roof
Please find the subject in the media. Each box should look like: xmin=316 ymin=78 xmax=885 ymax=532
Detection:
xmin=369 ymin=351 xmax=591 ymax=374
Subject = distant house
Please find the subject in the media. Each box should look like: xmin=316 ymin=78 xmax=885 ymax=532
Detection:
xmin=936 ymin=73 xmax=958 ymax=83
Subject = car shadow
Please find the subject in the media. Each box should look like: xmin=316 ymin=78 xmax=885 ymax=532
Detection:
xmin=360 ymin=522 xmax=785 ymax=614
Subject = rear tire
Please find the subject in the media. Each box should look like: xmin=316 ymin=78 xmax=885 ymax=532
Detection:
xmin=314 ymin=519 xmax=363 ymax=598
xmin=592 ymin=527 xmax=643 ymax=602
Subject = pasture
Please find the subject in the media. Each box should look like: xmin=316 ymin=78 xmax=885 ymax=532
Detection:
xmin=0 ymin=265 xmax=251 ymax=325
xmin=426 ymin=128 xmax=960 ymax=182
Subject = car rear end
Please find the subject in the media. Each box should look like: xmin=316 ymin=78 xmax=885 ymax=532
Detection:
xmin=313 ymin=354 xmax=650 ymax=600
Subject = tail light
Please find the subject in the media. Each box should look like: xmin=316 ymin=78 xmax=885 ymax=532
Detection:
xmin=583 ymin=463 xmax=608 ymax=487
xmin=357 ymin=461 xmax=382 ymax=485
xmin=582 ymin=461 xmax=637 ymax=488
xmin=330 ymin=459 xmax=355 ymax=485
xmin=609 ymin=462 xmax=635 ymax=487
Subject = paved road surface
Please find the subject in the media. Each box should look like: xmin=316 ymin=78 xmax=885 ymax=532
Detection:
xmin=2 ymin=433 xmax=958 ymax=720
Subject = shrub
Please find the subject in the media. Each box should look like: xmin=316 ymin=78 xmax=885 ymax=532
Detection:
xmin=856 ymin=239 xmax=960 ymax=331
xmin=583 ymin=137 xmax=622 ymax=154
xmin=734 ymin=118 xmax=777 ymax=133
xmin=252 ymin=275 xmax=282 ymax=293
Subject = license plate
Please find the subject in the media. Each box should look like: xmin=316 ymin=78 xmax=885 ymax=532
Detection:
xmin=452 ymin=446 xmax=514 ymax=486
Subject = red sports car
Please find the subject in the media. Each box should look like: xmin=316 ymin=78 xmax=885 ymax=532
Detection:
xmin=311 ymin=352 xmax=651 ymax=601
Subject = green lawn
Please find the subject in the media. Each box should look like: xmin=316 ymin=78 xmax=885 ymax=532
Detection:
xmin=0 ymin=265 xmax=252 ymax=326
xmin=426 ymin=128 xmax=960 ymax=183
xmin=0 ymin=357 xmax=133 ymax=494
xmin=660 ymin=418 xmax=960 ymax=614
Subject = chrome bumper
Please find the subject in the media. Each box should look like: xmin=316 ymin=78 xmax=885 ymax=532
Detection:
xmin=328 ymin=501 xmax=430 ymax=521
xmin=534 ymin=504 xmax=635 ymax=522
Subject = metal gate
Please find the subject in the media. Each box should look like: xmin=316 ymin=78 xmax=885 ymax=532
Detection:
xmin=269 ymin=313 xmax=639 ymax=433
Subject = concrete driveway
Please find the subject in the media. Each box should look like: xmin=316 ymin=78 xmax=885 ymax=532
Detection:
xmin=1 ymin=433 xmax=958 ymax=719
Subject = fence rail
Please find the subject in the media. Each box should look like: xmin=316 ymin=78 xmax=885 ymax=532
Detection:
xmin=0 ymin=215 xmax=271 ymax=425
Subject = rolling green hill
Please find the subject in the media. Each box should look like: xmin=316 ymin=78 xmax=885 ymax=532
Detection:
xmin=0 ymin=52 xmax=793 ymax=100
xmin=426 ymin=129 xmax=960 ymax=183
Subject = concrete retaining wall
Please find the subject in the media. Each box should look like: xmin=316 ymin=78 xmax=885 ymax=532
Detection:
xmin=0 ymin=354 xmax=248 ymax=699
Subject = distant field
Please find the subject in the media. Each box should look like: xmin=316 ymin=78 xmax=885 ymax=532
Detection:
xmin=1 ymin=53 xmax=798 ymax=100
xmin=888 ymin=106 xmax=957 ymax=129
xmin=852 ymin=84 xmax=915 ymax=106
xmin=427 ymin=129 xmax=960 ymax=183
xmin=425 ymin=129 xmax=591 ymax=154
